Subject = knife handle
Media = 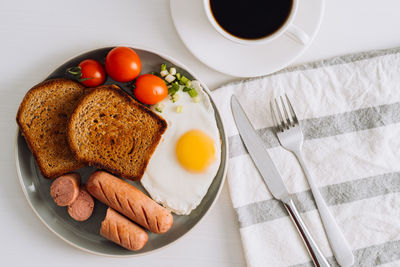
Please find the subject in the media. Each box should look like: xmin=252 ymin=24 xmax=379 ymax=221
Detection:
xmin=283 ymin=198 xmax=331 ymax=267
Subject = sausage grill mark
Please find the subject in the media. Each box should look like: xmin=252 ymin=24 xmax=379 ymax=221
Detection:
xmin=113 ymin=222 xmax=121 ymax=244
xmin=156 ymin=216 xmax=160 ymax=233
xmin=127 ymin=230 xmax=132 ymax=250
xmin=141 ymin=206 xmax=150 ymax=228
xmin=98 ymin=181 xmax=112 ymax=204
xmin=115 ymin=223 xmax=121 ymax=244
xmin=114 ymin=192 xmax=123 ymax=210
xmin=127 ymin=200 xmax=137 ymax=218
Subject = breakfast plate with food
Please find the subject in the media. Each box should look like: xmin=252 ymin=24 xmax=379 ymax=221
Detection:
xmin=14 ymin=46 xmax=228 ymax=256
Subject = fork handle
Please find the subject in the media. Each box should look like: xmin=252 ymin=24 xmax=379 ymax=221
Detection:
xmin=295 ymin=152 xmax=355 ymax=267
xmin=283 ymin=197 xmax=330 ymax=267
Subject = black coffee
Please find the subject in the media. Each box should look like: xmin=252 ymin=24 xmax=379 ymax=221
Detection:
xmin=210 ymin=0 xmax=293 ymax=40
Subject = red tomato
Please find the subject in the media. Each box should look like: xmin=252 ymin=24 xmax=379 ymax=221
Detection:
xmin=105 ymin=47 xmax=141 ymax=82
xmin=78 ymin=59 xmax=106 ymax=87
xmin=134 ymin=74 xmax=168 ymax=105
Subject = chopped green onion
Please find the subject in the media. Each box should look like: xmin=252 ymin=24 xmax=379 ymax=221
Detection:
xmin=172 ymin=93 xmax=181 ymax=103
xmin=176 ymin=105 xmax=183 ymax=113
xmin=154 ymin=103 xmax=164 ymax=113
xmin=185 ymin=80 xmax=192 ymax=87
xmin=168 ymin=82 xmax=180 ymax=96
xmin=172 ymin=81 xmax=180 ymax=90
xmin=160 ymin=70 xmax=169 ymax=77
xmin=191 ymin=80 xmax=201 ymax=90
xmin=165 ymin=74 xmax=176 ymax=83
xmin=176 ymin=73 xmax=181 ymax=81
xmin=182 ymin=86 xmax=191 ymax=92
xmin=161 ymin=64 xmax=167 ymax=71
xmin=169 ymin=67 xmax=177 ymax=75
xmin=188 ymin=88 xmax=198 ymax=98
xmin=180 ymin=75 xmax=189 ymax=85
xmin=168 ymin=88 xmax=176 ymax=96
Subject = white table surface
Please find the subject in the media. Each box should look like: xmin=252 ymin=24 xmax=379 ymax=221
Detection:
xmin=1 ymin=0 xmax=400 ymax=266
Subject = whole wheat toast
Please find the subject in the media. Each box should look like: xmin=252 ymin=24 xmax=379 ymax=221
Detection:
xmin=67 ymin=85 xmax=167 ymax=181
xmin=16 ymin=78 xmax=86 ymax=178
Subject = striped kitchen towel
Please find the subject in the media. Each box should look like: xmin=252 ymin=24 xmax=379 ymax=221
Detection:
xmin=211 ymin=47 xmax=400 ymax=267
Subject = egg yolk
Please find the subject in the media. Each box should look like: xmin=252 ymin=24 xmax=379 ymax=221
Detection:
xmin=175 ymin=130 xmax=216 ymax=173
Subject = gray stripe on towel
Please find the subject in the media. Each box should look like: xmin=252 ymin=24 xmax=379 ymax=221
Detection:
xmin=229 ymin=102 xmax=400 ymax=158
xmin=290 ymin=240 xmax=400 ymax=267
xmin=236 ymin=172 xmax=400 ymax=228
xmin=275 ymin=47 xmax=400 ymax=75
xmin=224 ymin=47 xmax=400 ymax=88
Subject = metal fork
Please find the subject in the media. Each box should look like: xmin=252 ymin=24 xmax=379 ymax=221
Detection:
xmin=270 ymin=95 xmax=355 ymax=267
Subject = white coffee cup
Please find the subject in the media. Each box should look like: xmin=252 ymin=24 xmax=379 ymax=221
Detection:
xmin=203 ymin=0 xmax=309 ymax=45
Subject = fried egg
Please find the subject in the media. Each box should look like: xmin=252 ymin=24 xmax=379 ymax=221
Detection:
xmin=141 ymin=81 xmax=221 ymax=215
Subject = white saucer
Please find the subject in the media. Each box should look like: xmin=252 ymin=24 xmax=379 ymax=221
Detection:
xmin=170 ymin=0 xmax=325 ymax=77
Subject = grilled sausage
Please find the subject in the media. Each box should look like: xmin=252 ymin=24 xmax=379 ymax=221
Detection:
xmin=50 ymin=173 xmax=80 ymax=206
xmin=100 ymin=208 xmax=148 ymax=251
xmin=68 ymin=186 xmax=94 ymax=221
xmin=87 ymin=171 xmax=173 ymax=234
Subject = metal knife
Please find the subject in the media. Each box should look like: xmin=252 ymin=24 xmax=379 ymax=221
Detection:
xmin=231 ymin=95 xmax=330 ymax=267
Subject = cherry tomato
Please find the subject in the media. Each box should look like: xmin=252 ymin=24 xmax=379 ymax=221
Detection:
xmin=105 ymin=47 xmax=141 ymax=82
xmin=78 ymin=59 xmax=106 ymax=87
xmin=134 ymin=74 xmax=168 ymax=105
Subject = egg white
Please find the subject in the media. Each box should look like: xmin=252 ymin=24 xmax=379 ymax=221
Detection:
xmin=141 ymin=82 xmax=221 ymax=215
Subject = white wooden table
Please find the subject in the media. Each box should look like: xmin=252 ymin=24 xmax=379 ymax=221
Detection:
xmin=1 ymin=0 xmax=400 ymax=266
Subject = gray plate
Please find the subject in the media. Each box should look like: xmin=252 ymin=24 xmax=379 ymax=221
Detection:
xmin=14 ymin=46 xmax=228 ymax=256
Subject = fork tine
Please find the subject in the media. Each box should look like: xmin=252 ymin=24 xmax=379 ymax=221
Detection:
xmin=274 ymin=98 xmax=287 ymax=130
xmin=285 ymin=94 xmax=298 ymax=124
xmin=280 ymin=95 xmax=292 ymax=127
xmin=270 ymin=101 xmax=282 ymax=132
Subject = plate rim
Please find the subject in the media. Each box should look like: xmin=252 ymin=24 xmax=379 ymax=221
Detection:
xmin=14 ymin=44 xmax=229 ymax=257
xmin=170 ymin=0 xmax=326 ymax=77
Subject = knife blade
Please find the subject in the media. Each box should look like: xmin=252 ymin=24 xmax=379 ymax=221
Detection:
xmin=230 ymin=95 xmax=289 ymax=200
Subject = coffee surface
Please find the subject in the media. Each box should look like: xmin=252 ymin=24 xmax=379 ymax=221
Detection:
xmin=210 ymin=0 xmax=293 ymax=40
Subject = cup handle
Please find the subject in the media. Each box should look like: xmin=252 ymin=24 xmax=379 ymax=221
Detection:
xmin=285 ymin=25 xmax=310 ymax=45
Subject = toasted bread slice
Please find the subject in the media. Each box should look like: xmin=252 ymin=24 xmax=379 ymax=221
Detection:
xmin=67 ymin=85 xmax=167 ymax=181
xmin=16 ymin=78 xmax=86 ymax=178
